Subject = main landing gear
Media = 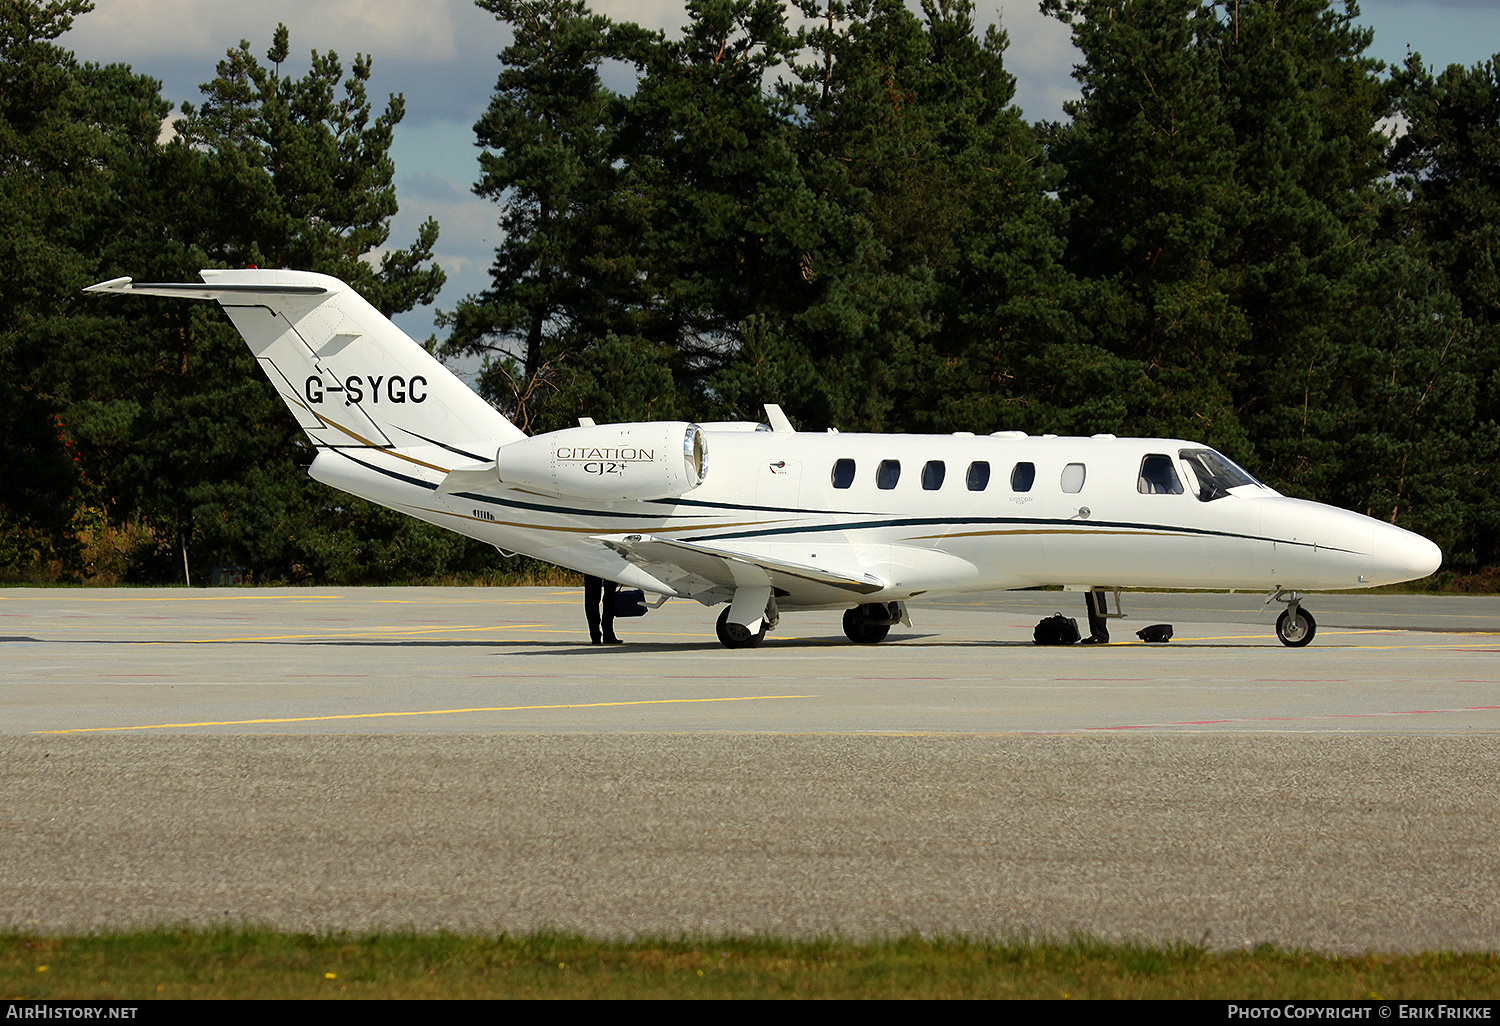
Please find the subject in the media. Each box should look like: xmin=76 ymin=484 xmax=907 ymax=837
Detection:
xmin=715 ymin=588 xmax=779 ymax=649
xmin=716 ymin=606 xmax=768 ymax=648
xmin=715 ymin=599 xmax=907 ymax=647
xmin=842 ymin=602 xmax=905 ymax=644
xmin=1268 ymin=588 xmax=1317 ymax=647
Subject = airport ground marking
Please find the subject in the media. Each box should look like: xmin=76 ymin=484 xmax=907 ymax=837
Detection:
xmin=1084 ymin=703 xmax=1500 ymax=732
xmin=33 ymin=694 xmax=817 ymax=734
xmin=0 ymin=593 xmax=344 ymax=603
xmin=120 ymin=624 xmax=540 ymax=643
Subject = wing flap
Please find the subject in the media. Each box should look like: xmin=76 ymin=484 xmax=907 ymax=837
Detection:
xmin=594 ymin=533 xmax=885 ymax=600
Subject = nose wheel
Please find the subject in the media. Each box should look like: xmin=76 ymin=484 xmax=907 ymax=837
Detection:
xmin=1266 ymin=588 xmax=1318 ymax=647
xmin=1275 ymin=607 xmax=1316 ymax=647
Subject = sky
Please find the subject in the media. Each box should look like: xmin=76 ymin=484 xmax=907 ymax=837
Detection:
xmin=61 ymin=0 xmax=1500 ymax=345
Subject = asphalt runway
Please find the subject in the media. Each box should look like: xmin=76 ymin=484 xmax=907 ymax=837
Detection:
xmin=2 ymin=587 xmax=1497 ymax=951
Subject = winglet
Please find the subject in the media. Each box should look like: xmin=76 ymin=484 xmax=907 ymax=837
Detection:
xmin=764 ymin=403 xmax=795 ymax=434
xmin=84 ymin=277 xmax=133 ymax=293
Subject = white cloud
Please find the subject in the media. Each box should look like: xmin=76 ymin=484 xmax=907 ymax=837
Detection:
xmin=68 ymin=0 xmax=465 ymax=62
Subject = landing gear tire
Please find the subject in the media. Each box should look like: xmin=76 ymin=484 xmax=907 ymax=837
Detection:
xmin=1276 ymin=608 xmax=1316 ymax=647
xmin=843 ymin=604 xmax=894 ymax=644
xmin=716 ymin=607 xmax=767 ymax=649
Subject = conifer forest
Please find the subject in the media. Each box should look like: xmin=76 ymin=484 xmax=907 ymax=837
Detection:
xmin=3 ymin=0 xmax=1497 ymax=585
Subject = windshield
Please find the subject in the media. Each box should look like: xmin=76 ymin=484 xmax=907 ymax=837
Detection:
xmin=1178 ymin=449 xmax=1261 ymax=502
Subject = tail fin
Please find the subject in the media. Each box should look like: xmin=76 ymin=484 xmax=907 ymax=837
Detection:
xmin=86 ymin=269 xmax=523 ymax=453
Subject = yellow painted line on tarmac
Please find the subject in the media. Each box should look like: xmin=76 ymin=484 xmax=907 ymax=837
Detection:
xmin=21 ymin=624 xmax=535 ymax=643
xmin=157 ymin=624 xmax=531 ymax=643
xmin=1332 ymin=641 xmax=1500 ymax=650
xmin=34 ymin=694 xmax=816 ymax=734
xmin=0 ymin=593 xmax=343 ymax=602
xmin=107 ymin=625 xmax=714 ymax=643
xmin=1181 ymin=630 xmax=1500 ymax=648
xmin=14 ymin=624 xmax=716 ymax=643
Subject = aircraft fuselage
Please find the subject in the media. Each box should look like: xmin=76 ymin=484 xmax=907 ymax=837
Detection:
xmin=308 ymin=428 xmax=1440 ymax=610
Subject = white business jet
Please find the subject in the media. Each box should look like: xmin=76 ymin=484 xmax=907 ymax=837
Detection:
xmin=88 ymin=270 xmax=1443 ymax=648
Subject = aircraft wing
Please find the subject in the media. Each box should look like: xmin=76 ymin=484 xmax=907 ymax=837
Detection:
xmin=594 ymin=533 xmax=886 ymax=602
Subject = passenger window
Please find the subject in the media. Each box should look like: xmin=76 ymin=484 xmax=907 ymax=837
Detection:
xmin=967 ymin=461 xmax=990 ymax=491
xmin=1061 ymin=463 xmax=1086 ymax=493
xmin=877 ymin=460 xmax=901 ymax=490
xmin=1011 ymin=462 xmax=1035 ymax=492
xmin=831 ymin=459 xmax=855 ymax=489
xmin=921 ymin=460 xmax=945 ymax=490
xmin=1137 ymin=454 xmax=1184 ymax=494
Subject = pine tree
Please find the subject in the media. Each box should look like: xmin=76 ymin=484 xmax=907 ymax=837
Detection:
xmin=0 ymin=0 xmax=168 ymax=575
xmin=67 ymin=24 xmax=456 ymax=583
xmin=1043 ymin=0 xmax=1485 ymax=564
xmin=439 ymin=0 xmax=634 ymax=432
xmin=613 ymin=0 xmax=810 ymax=423
xmin=1387 ymin=51 xmax=1500 ymax=570
xmin=177 ymin=23 xmax=443 ymax=314
xmin=904 ymin=0 xmax=1082 ymax=435
xmin=1042 ymin=0 xmax=1248 ymax=450
xmin=763 ymin=0 xmax=1079 ymax=433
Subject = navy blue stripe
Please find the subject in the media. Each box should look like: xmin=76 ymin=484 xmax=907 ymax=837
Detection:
xmin=650 ymin=495 xmax=882 ymax=517
xmin=329 ymin=450 xmax=711 ymax=521
xmin=335 ymin=450 xmax=437 ymax=491
xmin=452 ymin=491 xmax=712 ymax=521
xmin=327 ymin=449 xmax=1355 ymax=555
xmin=687 ymin=517 xmax=1356 ymax=554
xmin=403 ymin=429 xmax=492 ymax=464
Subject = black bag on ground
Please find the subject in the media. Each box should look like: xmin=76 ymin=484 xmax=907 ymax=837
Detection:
xmin=1034 ymin=613 xmax=1080 ymax=645
xmin=1136 ymin=623 xmax=1174 ymax=643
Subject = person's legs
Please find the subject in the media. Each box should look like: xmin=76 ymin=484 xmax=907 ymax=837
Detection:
xmin=601 ymin=579 xmax=621 ymax=644
xmin=584 ymin=575 xmax=602 ymax=644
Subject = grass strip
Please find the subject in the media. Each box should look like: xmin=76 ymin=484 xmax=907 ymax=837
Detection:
xmin=4 ymin=929 xmax=1498 ymax=999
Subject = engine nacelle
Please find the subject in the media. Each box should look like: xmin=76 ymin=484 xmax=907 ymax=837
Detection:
xmin=495 ymin=422 xmax=708 ymax=500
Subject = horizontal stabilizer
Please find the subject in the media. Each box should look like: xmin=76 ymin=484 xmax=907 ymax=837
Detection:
xmin=86 ymin=268 xmax=523 ymax=453
xmin=595 ymin=533 xmax=885 ymax=599
xmin=84 ymin=278 xmax=329 ymax=299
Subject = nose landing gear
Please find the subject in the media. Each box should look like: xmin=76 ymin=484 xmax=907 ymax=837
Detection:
xmin=1267 ymin=589 xmax=1317 ymax=647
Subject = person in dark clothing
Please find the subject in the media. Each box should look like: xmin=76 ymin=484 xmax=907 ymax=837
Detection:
xmin=583 ymin=574 xmax=623 ymax=644
xmin=1081 ymin=587 xmax=1110 ymax=644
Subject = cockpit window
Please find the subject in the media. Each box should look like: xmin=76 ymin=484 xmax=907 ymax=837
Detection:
xmin=1137 ymin=454 xmax=1184 ymax=495
xmin=1178 ymin=449 xmax=1260 ymax=502
xmin=831 ymin=459 xmax=855 ymax=489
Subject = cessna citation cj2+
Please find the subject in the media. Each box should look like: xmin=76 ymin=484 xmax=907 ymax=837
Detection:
xmin=88 ymin=270 xmax=1443 ymax=649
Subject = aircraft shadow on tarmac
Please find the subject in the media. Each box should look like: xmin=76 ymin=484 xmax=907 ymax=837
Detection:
xmin=9 ymin=634 xmax=1279 ymax=652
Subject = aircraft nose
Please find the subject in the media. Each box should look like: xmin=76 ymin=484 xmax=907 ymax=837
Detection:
xmin=1370 ymin=521 xmax=1442 ymax=585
